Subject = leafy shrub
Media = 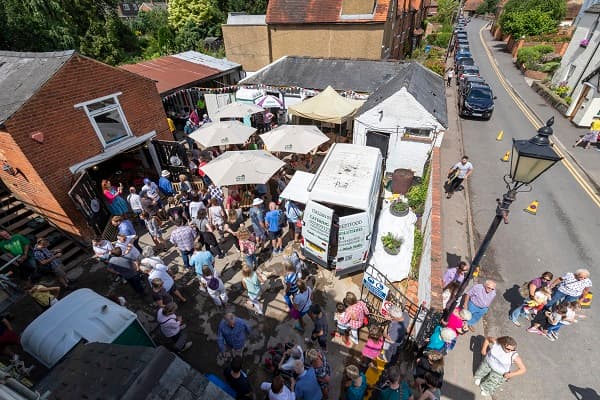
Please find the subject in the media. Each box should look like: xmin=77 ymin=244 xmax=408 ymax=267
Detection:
xmin=500 ymin=9 xmax=558 ymax=38
xmin=424 ymin=58 xmax=445 ymax=76
xmin=540 ymin=61 xmax=560 ymax=73
xmin=410 ymin=229 xmax=423 ymax=280
xmin=516 ymin=45 xmax=556 ymax=69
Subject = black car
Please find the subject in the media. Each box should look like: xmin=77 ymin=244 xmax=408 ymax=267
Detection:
xmin=459 ymin=82 xmax=496 ymax=120
xmin=459 ymin=76 xmax=486 ymax=95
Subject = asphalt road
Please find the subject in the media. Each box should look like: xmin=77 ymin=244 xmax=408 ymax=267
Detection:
xmin=459 ymin=19 xmax=600 ymax=400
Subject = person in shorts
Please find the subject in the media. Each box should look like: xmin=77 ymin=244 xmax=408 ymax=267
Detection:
xmin=264 ymin=202 xmax=283 ymax=254
xmin=307 ymin=304 xmax=328 ymax=351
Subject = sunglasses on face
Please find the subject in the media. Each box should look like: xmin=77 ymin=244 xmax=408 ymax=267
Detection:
xmin=503 ymin=345 xmax=516 ymax=352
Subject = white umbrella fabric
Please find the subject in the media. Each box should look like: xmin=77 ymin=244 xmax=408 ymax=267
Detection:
xmin=188 ymin=121 xmax=256 ymax=148
xmin=255 ymin=94 xmax=284 ymax=109
xmin=213 ymin=101 xmax=264 ymax=119
xmin=259 ymin=125 xmax=329 ymax=154
xmin=200 ymin=150 xmax=285 ymax=186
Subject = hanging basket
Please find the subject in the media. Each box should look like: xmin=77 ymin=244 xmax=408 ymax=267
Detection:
xmin=381 ymin=233 xmax=402 ymax=255
xmin=389 ymin=200 xmax=410 ymax=217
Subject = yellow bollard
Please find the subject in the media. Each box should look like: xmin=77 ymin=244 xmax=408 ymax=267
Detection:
xmin=523 ymin=200 xmax=539 ymax=215
xmin=496 ymin=130 xmax=504 ymax=141
xmin=501 ymin=151 xmax=510 ymax=162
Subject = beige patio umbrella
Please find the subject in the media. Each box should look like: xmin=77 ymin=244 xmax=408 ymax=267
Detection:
xmin=213 ymin=101 xmax=264 ymax=119
xmin=260 ymin=124 xmax=329 ymax=154
xmin=188 ymin=121 xmax=256 ymax=148
xmin=199 ymin=150 xmax=285 ymax=186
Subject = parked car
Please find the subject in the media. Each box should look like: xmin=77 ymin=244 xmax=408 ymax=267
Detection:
xmin=454 ymin=49 xmax=471 ymax=62
xmin=456 ymin=57 xmax=475 ymax=71
xmin=455 ymin=38 xmax=469 ymax=50
xmin=459 ymin=76 xmax=486 ymax=95
xmin=459 ymin=82 xmax=496 ymax=120
xmin=457 ymin=65 xmax=480 ymax=86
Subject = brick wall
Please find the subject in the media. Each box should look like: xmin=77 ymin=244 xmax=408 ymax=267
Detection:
xmin=0 ymin=54 xmax=171 ymax=238
xmin=416 ymin=147 xmax=443 ymax=310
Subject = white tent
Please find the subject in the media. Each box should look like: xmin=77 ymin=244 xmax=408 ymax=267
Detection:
xmin=288 ymin=86 xmax=364 ymax=124
xmin=260 ymin=125 xmax=328 ymax=154
xmin=189 ymin=121 xmax=256 ymax=147
xmin=200 ymin=150 xmax=285 ymax=186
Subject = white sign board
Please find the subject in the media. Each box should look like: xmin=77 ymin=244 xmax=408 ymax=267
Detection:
xmin=363 ymin=273 xmax=389 ymax=300
xmin=302 ymin=201 xmax=334 ymax=262
xmin=336 ymin=212 xmax=369 ymax=270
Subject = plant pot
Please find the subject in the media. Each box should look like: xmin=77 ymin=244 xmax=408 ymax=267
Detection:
xmin=383 ymin=245 xmax=401 ymax=255
xmin=390 ymin=201 xmax=410 ymax=217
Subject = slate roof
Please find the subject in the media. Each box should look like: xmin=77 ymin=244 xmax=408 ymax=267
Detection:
xmin=357 ymin=62 xmax=448 ymax=127
xmin=0 ymin=50 xmax=74 ymax=125
xmin=239 ymin=56 xmax=406 ymax=93
xmin=36 ymin=343 xmax=233 ymax=400
xmin=120 ymin=51 xmax=241 ymax=95
xmin=266 ymin=0 xmax=391 ymax=24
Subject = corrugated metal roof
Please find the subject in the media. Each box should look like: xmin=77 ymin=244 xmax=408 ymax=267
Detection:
xmin=239 ymin=56 xmax=406 ymax=93
xmin=120 ymin=52 xmax=240 ymax=94
xmin=120 ymin=56 xmax=221 ymax=94
xmin=173 ymin=50 xmax=241 ymax=71
xmin=266 ymin=0 xmax=391 ymax=24
xmin=0 ymin=50 xmax=74 ymax=125
xmin=226 ymin=12 xmax=267 ymax=25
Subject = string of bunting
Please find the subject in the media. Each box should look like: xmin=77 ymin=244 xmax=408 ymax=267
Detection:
xmin=161 ymin=84 xmax=369 ymax=104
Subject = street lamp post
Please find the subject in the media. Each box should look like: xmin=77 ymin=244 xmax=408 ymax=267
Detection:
xmin=443 ymin=117 xmax=563 ymax=321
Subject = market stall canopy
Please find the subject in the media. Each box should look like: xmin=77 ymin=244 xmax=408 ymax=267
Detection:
xmin=189 ymin=121 xmax=256 ymax=148
xmin=288 ymin=86 xmax=364 ymax=124
xmin=200 ymin=150 xmax=285 ymax=186
xmin=213 ymin=101 xmax=264 ymax=119
xmin=255 ymin=94 xmax=283 ymax=108
xmin=279 ymin=171 xmax=315 ymax=204
xmin=260 ymin=124 xmax=328 ymax=154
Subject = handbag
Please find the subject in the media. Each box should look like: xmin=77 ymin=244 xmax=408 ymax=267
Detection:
xmin=289 ymin=308 xmax=301 ymax=319
xmin=290 ymin=288 xmax=310 ymax=320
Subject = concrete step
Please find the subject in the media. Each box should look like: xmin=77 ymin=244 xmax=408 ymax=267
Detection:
xmin=0 ymin=207 xmax=33 ymax=227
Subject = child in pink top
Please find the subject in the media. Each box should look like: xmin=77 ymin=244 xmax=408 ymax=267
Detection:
xmin=361 ymin=325 xmax=384 ymax=368
xmin=445 ymin=308 xmax=471 ymax=335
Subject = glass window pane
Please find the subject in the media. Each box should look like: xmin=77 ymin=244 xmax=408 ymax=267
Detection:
xmin=93 ymin=110 xmax=128 ymax=144
xmin=87 ymin=98 xmax=116 ymax=112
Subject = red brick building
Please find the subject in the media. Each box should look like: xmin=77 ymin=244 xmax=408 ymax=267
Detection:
xmin=0 ymin=51 xmax=173 ymax=239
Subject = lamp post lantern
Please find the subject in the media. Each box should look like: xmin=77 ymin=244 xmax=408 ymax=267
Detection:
xmin=443 ymin=117 xmax=562 ymax=320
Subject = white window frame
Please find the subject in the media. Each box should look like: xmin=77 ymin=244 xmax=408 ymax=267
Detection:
xmin=74 ymin=92 xmax=133 ymax=148
xmin=404 ymin=127 xmax=433 ymax=138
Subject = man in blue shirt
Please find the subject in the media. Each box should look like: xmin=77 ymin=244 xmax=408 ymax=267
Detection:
xmin=189 ymin=242 xmax=215 ymax=276
xmin=264 ymin=202 xmax=283 ymax=254
xmin=158 ymin=170 xmax=174 ymax=197
xmin=291 ymin=361 xmax=322 ymax=400
xmin=249 ymin=198 xmax=266 ymax=248
xmin=217 ymin=313 xmax=251 ymax=359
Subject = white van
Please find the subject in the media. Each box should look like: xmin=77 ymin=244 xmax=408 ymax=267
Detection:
xmin=301 ymin=143 xmax=383 ymax=275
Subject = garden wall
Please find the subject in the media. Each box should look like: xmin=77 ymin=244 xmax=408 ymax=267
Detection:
xmin=531 ymin=81 xmax=569 ymax=115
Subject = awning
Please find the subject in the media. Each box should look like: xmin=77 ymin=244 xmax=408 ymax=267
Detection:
xmin=279 ymin=171 xmax=315 ymax=204
xmin=288 ymin=86 xmax=364 ymax=124
xmin=69 ymin=131 xmax=156 ymax=174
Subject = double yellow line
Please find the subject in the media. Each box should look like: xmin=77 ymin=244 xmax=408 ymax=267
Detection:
xmin=478 ymin=26 xmax=600 ymax=208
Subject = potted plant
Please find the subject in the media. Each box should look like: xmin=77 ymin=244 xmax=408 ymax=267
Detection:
xmin=390 ymin=200 xmax=410 ymax=217
xmin=580 ymin=39 xmax=589 ymax=48
xmin=381 ymin=233 xmax=403 ymax=255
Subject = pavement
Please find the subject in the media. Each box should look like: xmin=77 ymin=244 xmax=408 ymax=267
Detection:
xmin=438 ymin=17 xmax=600 ymax=400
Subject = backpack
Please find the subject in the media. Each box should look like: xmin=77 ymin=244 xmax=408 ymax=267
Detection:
xmin=278 ymin=210 xmax=287 ymax=228
xmin=207 ymin=276 xmax=220 ymax=290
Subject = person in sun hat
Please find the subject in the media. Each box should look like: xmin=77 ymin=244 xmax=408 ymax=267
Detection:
xmin=158 ymin=170 xmax=174 ymax=196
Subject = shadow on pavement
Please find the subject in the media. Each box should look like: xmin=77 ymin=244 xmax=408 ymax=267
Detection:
xmin=446 ymin=252 xmax=463 ymax=269
xmin=442 ymin=380 xmax=477 ymax=400
xmin=503 ymin=284 xmax=524 ymax=316
xmin=469 ymin=335 xmax=485 ymax=375
xmin=568 ymin=384 xmax=600 ymax=400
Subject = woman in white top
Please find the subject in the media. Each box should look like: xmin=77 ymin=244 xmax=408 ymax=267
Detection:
xmin=260 ymin=375 xmax=295 ymax=400
xmin=188 ymin=192 xmax=206 ymax=220
xmin=208 ymin=198 xmax=225 ymax=233
xmin=156 ymin=303 xmax=192 ymax=352
xmin=474 ymin=336 xmax=526 ymax=397
xmin=92 ymin=237 xmax=113 ymax=262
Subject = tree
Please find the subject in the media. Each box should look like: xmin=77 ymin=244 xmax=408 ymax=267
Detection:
xmin=500 ymin=9 xmax=558 ymax=38
xmin=476 ymin=0 xmax=499 ymax=15
xmin=168 ymin=0 xmax=224 ymax=36
xmin=502 ymin=0 xmax=566 ymax=22
xmin=435 ymin=0 xmax=460 ymax=25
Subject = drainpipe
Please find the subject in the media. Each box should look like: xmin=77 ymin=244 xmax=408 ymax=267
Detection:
xmin=570 ymin=12 xmax=600 ymax=97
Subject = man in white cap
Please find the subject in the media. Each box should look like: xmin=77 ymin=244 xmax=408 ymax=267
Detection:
xmin=158 ymin=170 xmax=174 ymax=196
xmin=249 ymin=198 xmax=267 ymax=249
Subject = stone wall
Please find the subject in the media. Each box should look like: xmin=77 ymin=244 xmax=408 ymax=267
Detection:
xmin=531 ymin=81 xmax=569 ymax=115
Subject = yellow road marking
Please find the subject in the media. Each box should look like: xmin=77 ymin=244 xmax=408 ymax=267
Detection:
xmin=478 ymin=26 xmax=600 ymax=208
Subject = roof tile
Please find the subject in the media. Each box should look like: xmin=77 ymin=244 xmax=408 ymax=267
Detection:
xmin=266 ymin=0 xmax=391 ymax=24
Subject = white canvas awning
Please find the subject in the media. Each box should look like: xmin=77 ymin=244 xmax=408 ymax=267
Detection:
xmin=69 ymin=131 xmax=156 ymax=174
xmin=279 ymin=171 xmax=315 ymax=204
